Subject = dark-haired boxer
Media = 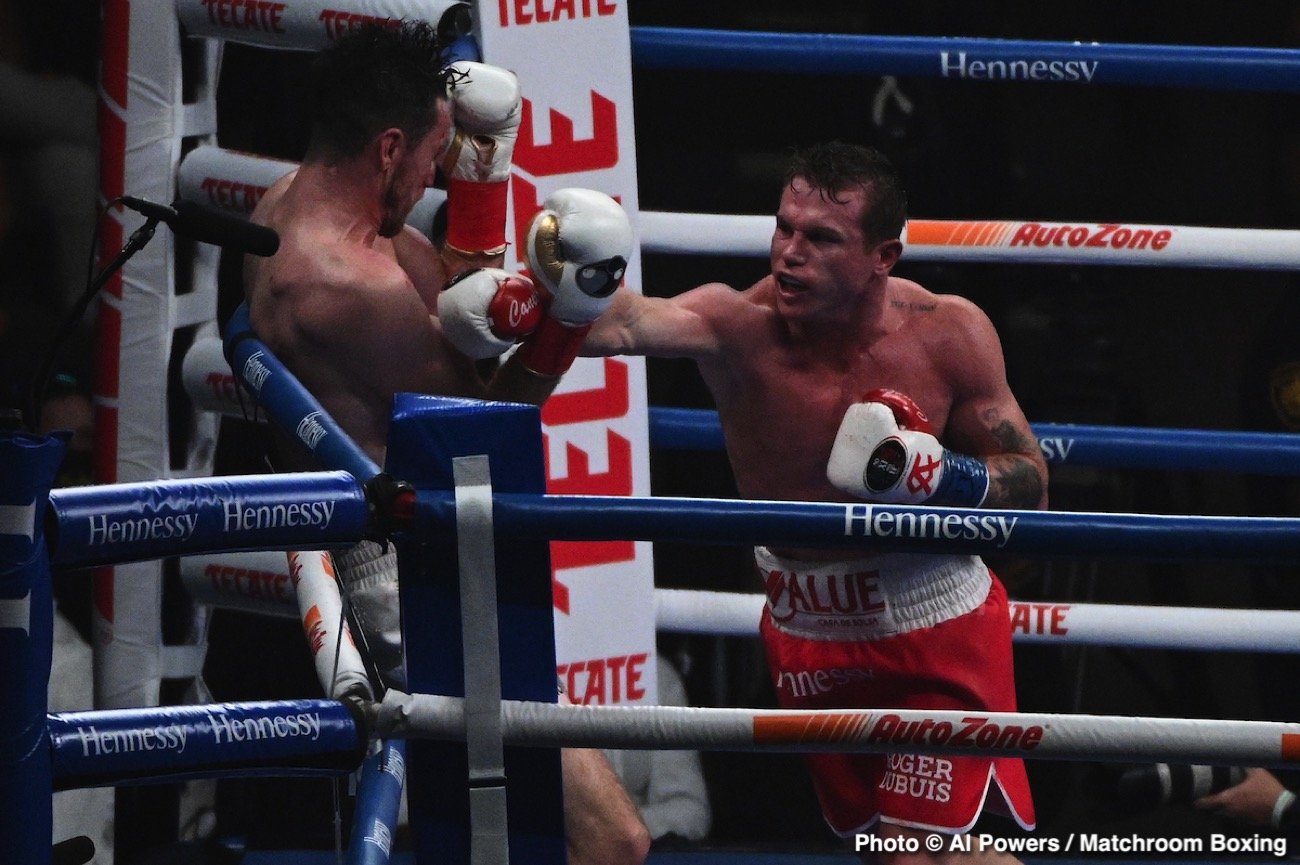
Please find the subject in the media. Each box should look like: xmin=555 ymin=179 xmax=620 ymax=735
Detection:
xmin=583 ymin=141 xmax=1046 ymax=862
xmin=243 ymin=20 xmax=647 ymax=864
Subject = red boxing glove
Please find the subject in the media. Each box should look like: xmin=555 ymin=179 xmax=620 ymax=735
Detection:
xmin=438 ymin=267 xmax=543 ymax=359
xmin=862 ymin=387 xmax=935 ymax=434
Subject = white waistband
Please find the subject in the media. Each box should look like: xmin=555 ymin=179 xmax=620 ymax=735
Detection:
xmin=333 ymin=540 xmax=398 ymax=591
xmin=756 ymin=548 xmax=990 ymax=641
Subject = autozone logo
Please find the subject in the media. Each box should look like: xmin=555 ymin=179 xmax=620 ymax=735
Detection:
xmin=907 ymin=220 xmax=1173 ymax=252
xmin=1010 ymin=222 xmax=1172 ymax=250
xmin=867 ymin=713 xmax=1045 ymax=751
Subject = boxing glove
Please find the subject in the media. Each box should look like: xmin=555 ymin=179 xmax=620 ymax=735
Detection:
xmin=441 ymin=61 xmax=521 ymax=256
xmin=826 ymin=388 xmax=989 ymax=507
xmin=515 ymin=188 xmax=633 ymax=376
xmin=438 ymin=267 xmax=543 ymax=359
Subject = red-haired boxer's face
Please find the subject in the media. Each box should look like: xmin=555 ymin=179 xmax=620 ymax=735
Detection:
xmin=379 ymin=99 xmax=451 ymax=238
xmin=770 ymin=177 xmax=882 ymax=325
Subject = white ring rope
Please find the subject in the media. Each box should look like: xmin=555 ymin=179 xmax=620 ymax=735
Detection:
xmin=374 ymin=691 xmax=1300 ymax=768
xmin=177 ymin=145 xmax=1300 ymax=271
xmin=176 ymin=554 xmax=1300 ymax=655
xmin=655 ymin=588 xmax=1300 ymax=653
xmin=175 ymin=0 xmax=466 ymax=51
xmin=640 ymin=212 xmax=1300 ymax=270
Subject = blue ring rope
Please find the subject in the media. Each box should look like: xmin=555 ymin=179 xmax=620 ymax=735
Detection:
xmin=46 ymin=472 xmax=370 ymax=567
xmin=417 ymin=491 xmax=1300 ymax=562
xmin=631 ymin=28 xmax=1300 ymax=93
xmin=223 ymin=302 xmax=381 ymax=481
xmin=648 ymin=406 xmax=1300 ymax=476
xmin=48 ymin=699 xmax=365 ymax=789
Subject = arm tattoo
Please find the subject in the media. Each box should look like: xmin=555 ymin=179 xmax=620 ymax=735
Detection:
xmin=985 ymin=415 xmax=1044 ymax=508
xmin=989 ymin=417 xmax=1032 ymax=453
xmin=991 ymin=461 xmax=1044 ymax=509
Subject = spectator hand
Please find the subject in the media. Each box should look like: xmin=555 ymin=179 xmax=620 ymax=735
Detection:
xmin=1195 ymin=767 xmax=1288 ymax=828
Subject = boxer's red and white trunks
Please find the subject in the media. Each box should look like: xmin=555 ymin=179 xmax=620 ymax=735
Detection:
xmin=757 ymin=547 xmax=1035 ymax=835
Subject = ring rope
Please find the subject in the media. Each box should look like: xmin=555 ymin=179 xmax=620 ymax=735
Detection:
xmin=630 ymin=27 xmax=1300 ymax=93
xmin=639 ymin=211 xmax=1300 ymax=270
xmin=175 ymin=556 xmax=1300 ymax=650
xmin=175 ymin=558 xmax=1300 ymax=654
xmin=184 ymin=345 xmax=1300 ymax=477
xmin=373 ymin=691 xmax=1300 ymax=768
xmin=655 ymin=588 xmax=1300 ymax=654
xmin=178 ymin=146 xmax=1300 ymax=271
xmin=649 ymin=406 xmax=1300 ymax=474
xmin=174 ymin=0 xmax=468 ymax=51
xmin=420 ymin=491 xmax=1300 ymax=561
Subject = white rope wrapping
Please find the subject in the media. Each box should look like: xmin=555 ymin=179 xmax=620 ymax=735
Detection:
xmin=639 ymin=211 xmax=1300 ymax=271
xmin=655 ymin=588 xmax=1300 ymax=653
xmin=177 ymin=145 xmax=446 ymax=236
xmin=289 ymin=550 xmax=372 ymax=700
xmin=172 ymin=555 xmax=1300 ymax=654
xmin=375 ymin=691 xmax=1300 ymax=768
xmin=175 ymin=0 xmax=466 ymax=51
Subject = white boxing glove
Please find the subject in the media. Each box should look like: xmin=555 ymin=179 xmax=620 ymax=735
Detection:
xmin=441 ymin=61 xmax=522 ymax=255
xmin=826 ymin=392 xmax=989 ymax=507
xmin=438 ymin=267 xmax=542 ymax=359
xmin=516 ymin=188 xmax=633 ymax=376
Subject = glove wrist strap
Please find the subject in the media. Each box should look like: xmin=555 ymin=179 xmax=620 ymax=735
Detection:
xmin=931 ymin=451 xmax=990 ymax=507
xmin=515 ymin=315 xmax=590 ymax=377
xmin=446 ymin=176 xmax=509 ymax=255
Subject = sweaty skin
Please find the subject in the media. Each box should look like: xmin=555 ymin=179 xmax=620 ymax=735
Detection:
xmin=241 ymin=92 xmax=649 ymax=862
xmin=585 ymin=172 xmax=1039 ymax=863
xmin=584 ymin=177 xmax=1047 ymax=561
xmin=243 ymin=102 xmax=553 ymax=466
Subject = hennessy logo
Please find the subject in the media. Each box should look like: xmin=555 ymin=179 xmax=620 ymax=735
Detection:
xmin=242 ymin=351 xmax=271 ymax=393
xmin=296 ymin=411 xmax=328 ymax=450
xmin=844 ymin=504 xmax=1018 ymax=549
xmin=939 ymin=51 xmax=1098 ymax=83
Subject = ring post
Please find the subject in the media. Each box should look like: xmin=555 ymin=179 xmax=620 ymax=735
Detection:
xmin=0 ymin=427 xmax=67 ymax=865
xmin=346 ymin=740 xmax=406 ymax=865
xmin=386 ymin=395 xmax=564 ymax=865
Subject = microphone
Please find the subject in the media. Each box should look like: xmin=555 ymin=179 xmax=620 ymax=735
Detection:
xmin=120 ymin=195 xmax=280 ymax=257
xmin=51 ymin=835 xmax=95 ymax=865
xmin=1118 ymin=763 xmax=1246 ymax=808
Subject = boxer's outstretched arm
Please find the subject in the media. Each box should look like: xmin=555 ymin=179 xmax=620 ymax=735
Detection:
xmin=582 ymin=283 xmax=732 ymax=361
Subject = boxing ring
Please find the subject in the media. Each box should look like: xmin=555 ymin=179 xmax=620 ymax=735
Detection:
xmin=34 ymin=0 xmax=1297 ymax=862
xmin=12 ymin=368 xmax=1300 ymax=863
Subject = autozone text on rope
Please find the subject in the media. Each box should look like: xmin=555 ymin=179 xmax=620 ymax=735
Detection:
xmin=1010 ymin=223 xmax=1173 ymax=250
xmin=868 ymin=714 xmax=1045 ymax=751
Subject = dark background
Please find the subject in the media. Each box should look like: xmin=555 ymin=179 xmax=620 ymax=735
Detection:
xmin=3 ymin=0 xmax=1300 ymax=857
